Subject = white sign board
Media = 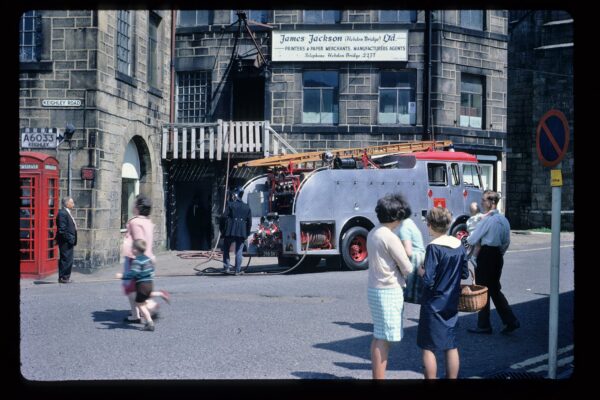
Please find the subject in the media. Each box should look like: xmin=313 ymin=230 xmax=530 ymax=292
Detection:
xmin=42 ymin=99 xmax=82 ymax=107
xmin=272 ymin=30 xmax=408 ymax=62
xmin=21 ymin=130 xmax=58 ymax=149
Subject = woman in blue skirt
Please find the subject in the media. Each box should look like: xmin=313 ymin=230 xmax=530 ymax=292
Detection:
xmin=417 ymin=207 xmax=469 ymax=379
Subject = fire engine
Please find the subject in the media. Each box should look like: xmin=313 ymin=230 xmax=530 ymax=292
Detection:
xmin=235 ymin=140 xmax=484 ymax=271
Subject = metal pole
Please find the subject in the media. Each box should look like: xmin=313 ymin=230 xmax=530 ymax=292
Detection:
xmin=68 ymin=144 xmax=72 ymax=197
xmin=423 ymin=10 xmax=432 ymax=141
xmin=548 ymin=163 xmax=561 ymax=378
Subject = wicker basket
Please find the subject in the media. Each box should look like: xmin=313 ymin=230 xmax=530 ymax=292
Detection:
xmin=458 ymin=268 xmax=488 ymax=312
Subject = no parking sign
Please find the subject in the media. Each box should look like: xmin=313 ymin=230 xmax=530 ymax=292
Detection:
xmin=536 ymin=109 xmax=570 ymax=168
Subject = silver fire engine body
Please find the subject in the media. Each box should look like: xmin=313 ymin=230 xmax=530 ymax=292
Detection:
xmin=241 ymin=151 xmax=483 ymax=261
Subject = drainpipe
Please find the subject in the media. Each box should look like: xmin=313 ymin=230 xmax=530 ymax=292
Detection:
xmin=170 ymin=10 xmax=176 ymax=125
xmin=423 ymin=10 xmax=433 ymax=141
xmin=166 ymin=10 xmax=176 ymax=250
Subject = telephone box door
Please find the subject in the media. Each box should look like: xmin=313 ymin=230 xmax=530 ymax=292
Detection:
xmin=20 ymin=152 xmax=59 ymax=279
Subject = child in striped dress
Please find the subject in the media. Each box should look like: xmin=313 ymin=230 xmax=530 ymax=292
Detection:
xmin=117 ymin=239 xmax=169 ymax=331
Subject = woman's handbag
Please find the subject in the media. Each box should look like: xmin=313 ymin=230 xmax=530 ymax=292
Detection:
xmin=403 ymin=251 xmax=425 ymax=304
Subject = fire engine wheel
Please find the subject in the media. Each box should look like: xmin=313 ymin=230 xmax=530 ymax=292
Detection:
xmin=451 ymin=223 xmax=469 ymax=248
xmin=341 ymin=226 xmax=369 ymax=271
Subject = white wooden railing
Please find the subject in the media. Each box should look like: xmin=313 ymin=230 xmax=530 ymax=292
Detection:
xmin=161 ymin=120 xmax=296 ymax=160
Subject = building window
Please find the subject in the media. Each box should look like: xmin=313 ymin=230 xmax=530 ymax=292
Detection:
xmin=19 ymin=11 xmax=41 ymax=62
xmin=303 ymin=10 xmax=341 ymax=24
xmin=231 ymin=10 xmax=269 ymax=23
xmin=176 ymin=71 xmax=211 ymax=123
xmin=303 ymin=71 xmax=339 ymax=124
xmin=460 ymin=74 xmax=484 ymax=129
xmin=378 ymin=10 xmax=417 ymax=23
xmin=460 ymin=10 xmax=484 ymax=30
xmin=116 ymin=10 xmax=132 ymax=76
xmin=177 ymin=10 xmax=212 ymax=26
xmin=121 ymin=141 xmax=141 ymax=230
xmin=378 ymin=70 xmax=416 ymax=125
xmin=148 ymin=13 xmax=160 ymax=88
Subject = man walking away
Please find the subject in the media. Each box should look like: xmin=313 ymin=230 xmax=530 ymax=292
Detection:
xmin=220 ymin=187 xmax=252 ymax=275
xmin=466 ymin=190 xmax=519 ymax=335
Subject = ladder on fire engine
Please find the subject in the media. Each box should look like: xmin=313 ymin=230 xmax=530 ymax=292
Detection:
xmin=235 ymin=140 xmax=453 ymax=168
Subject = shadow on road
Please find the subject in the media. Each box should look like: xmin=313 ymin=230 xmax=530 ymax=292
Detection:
xmin=291 ymin=371 xmax=357 ymax=379
xmin=92 ymin=309 xmax=144 ymax=330
xmin=314 ymin=291 xmax=574 ymax=379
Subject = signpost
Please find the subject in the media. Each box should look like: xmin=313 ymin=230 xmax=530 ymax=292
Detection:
xmin=536 ymin=109 xmax=569 ymax=379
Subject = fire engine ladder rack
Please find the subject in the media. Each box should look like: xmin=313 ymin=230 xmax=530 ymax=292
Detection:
xmin=235 ymin=140 xmax=453 ymax=169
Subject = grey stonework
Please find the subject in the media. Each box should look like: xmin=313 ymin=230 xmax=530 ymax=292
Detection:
xmin=19 ymin=10 xmax=172 ymax=270
xmin=506 ymin=11 xmax=573 ymax=230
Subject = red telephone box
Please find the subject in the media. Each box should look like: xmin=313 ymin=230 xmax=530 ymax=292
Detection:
xmin=20 ymin=152 xmax=60 ymax=279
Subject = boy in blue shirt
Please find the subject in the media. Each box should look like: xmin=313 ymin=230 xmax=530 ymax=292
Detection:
xmin=117 ymin=239 xmax=169 ymax=331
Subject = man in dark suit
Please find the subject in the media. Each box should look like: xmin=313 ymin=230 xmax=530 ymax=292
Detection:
xmin=220 ymin=187 xmax=252 ymax=275
xmin=57 ymin=196 xmax=77 ymax=283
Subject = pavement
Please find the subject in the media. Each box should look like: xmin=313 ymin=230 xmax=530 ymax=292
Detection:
xmin=24 ymin=230 xmax=574 ymax=287
xmin=25 ymin=247 xmax=284 ymax=286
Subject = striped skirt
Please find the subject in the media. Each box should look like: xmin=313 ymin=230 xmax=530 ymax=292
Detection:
xmin=368 ymin=286 xmax=405 ymax=342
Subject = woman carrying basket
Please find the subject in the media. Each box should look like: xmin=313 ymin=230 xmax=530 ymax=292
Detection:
xmin=417 ymin=207 xmax=469 ymax=379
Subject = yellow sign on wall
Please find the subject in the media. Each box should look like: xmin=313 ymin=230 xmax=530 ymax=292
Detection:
xmin=551 ymin=170 xmax=563 ymax=187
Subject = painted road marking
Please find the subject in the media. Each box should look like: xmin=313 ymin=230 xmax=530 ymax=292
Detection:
xmin=507 ymin=245 xmax=573 ymax=253
xmin=528 ymin=356 xmax=573 ymax=373
xmin=510 ymin=345 xmax=573 ymax=369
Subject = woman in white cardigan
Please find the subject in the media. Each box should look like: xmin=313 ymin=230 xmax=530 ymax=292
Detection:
xmin=366 ymin=193 xmax=414 ymax=379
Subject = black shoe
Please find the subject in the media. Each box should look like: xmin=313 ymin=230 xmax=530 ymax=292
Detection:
xmin=123 ymin=317 xmax=141 ymax=323
xmin=59 ymin=278 xmax=74 ymax=284
xmin=501 ymin=321 xmax=520 ymax=335
xmin=467 ymin=327 xmax=493 ymax=334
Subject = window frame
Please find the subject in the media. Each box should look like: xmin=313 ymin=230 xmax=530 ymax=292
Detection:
xmin=378 ymin=70 xmax=416 ymax=125
xmin=19 ymin=11 xmax=41 ymax=62
xmin=459 ymin=10 xmax=484 ymax=31
xmin=147 ymin=12 xmax=161 ymax=89
xmin=459 ymin=74 xmax=484 ymax=129
xmin=231 ymin=10 xmax=270 ymax=24
xmin=302 ymin=70 xmax=339 ymax=125
xmin=427 ymin=163 xmax=448 ymax=186
xmin=378 ymin=10 xmax=417 ymax=23
xmin=116 ymin=10 xmax=133 ymax=77
xmin=462 ymin=163 xmax=483 ymax=189
xmin=175 ymin=71 xmax=212 ymax=124
xmin=303 ymin=10 xmax=341 ymax=24
xmin=177 ymin=10 xmax=213 ymax=27
xmin=450 ymin=163 xmax=460 ymax=186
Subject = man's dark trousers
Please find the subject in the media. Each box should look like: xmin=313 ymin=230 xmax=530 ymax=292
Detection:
xmin=475 ymin=245 xmax=518 ymax=329
xmin=58 ymin=242 xmax=74 ymax=281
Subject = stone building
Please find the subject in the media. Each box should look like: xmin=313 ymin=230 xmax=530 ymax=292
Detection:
xmin=506 ymin=10 xmax=574 ymax=230
xmin=165 ymin=9 xmax=509 ymax=250
xmin=19 ymin=10 xmax=172 ymax=269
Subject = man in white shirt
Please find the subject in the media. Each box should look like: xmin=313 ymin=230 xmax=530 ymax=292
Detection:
xmin=466 ymin=190 xmax=519 ymax=335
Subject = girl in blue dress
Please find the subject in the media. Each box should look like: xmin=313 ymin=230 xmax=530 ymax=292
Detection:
xmin=417 ymin=207 xmax=469 ymax=379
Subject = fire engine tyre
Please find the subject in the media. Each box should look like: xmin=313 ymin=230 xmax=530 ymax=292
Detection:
xmin=341 ymin=226 xmax=370 ymax=271
xmin=450 ymin=223 xmax=469 ymax=248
